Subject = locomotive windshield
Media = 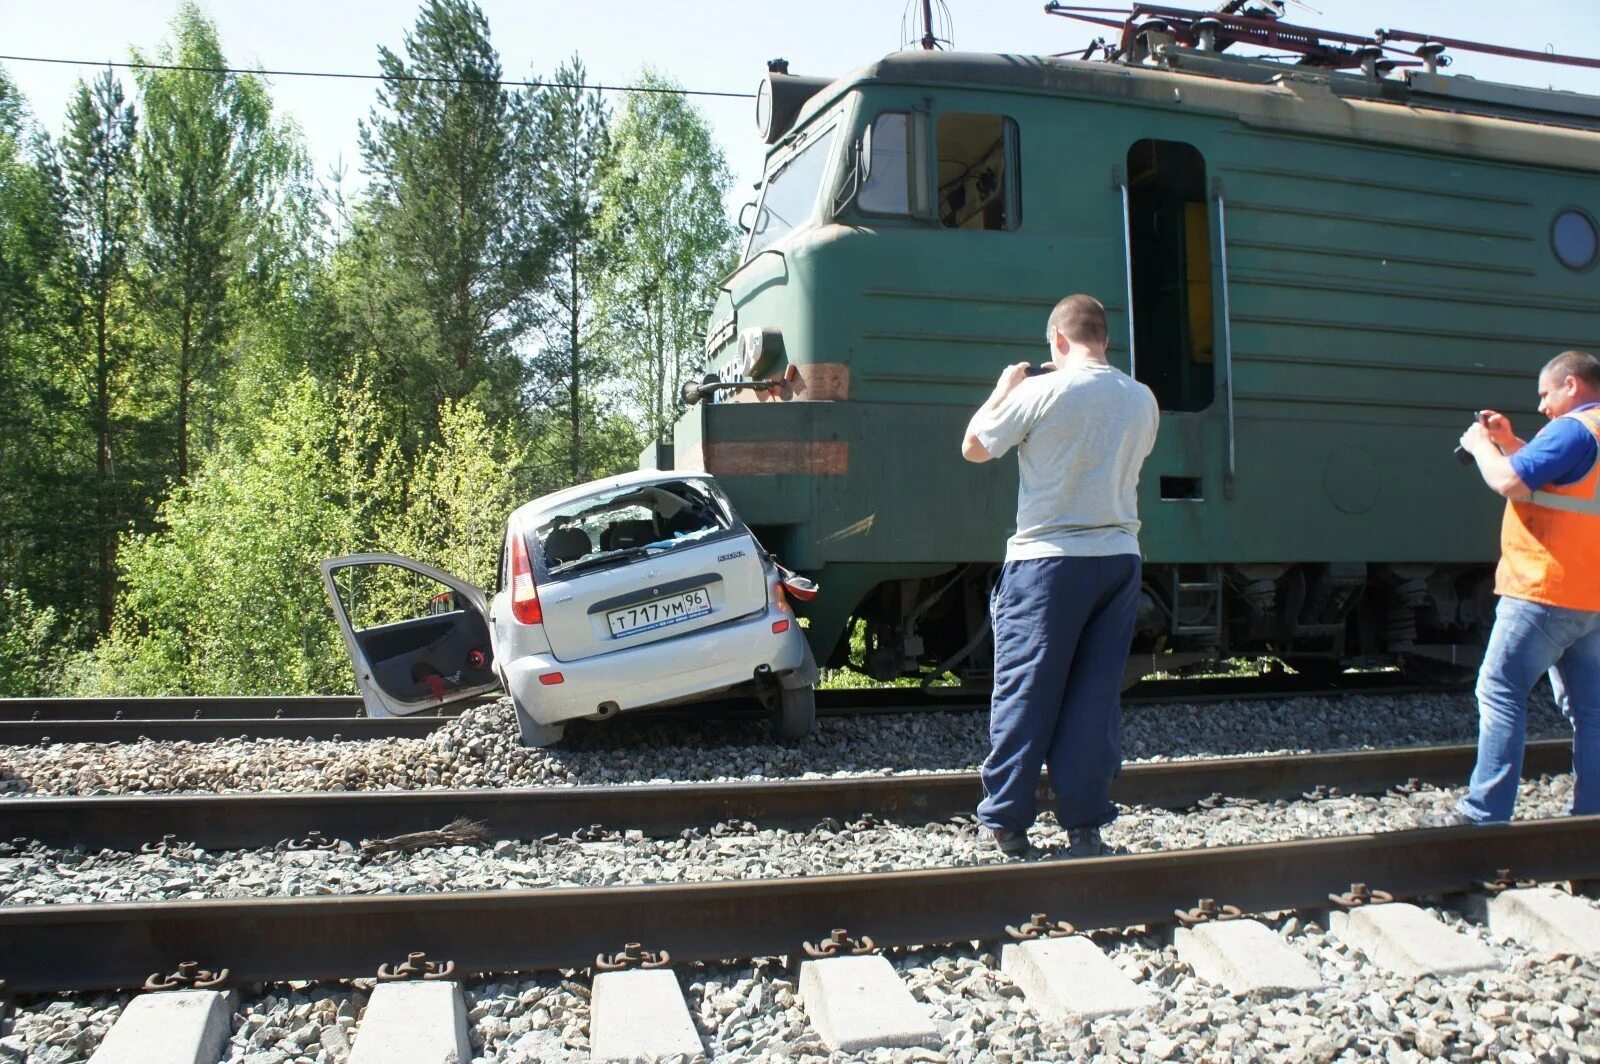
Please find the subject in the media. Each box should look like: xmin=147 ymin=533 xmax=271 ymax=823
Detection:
xmin=745 ymin=125 xmax=838 ymax=261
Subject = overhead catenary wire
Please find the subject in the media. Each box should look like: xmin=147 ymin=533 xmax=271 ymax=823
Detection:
xmin=0 ymin=53 xmax=756 ymax=99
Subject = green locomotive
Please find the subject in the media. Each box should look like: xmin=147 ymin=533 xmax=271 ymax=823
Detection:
xmin=663 ymin=5 xmax=1600 ymax=684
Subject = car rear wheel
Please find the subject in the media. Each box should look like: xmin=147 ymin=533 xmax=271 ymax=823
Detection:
xmin=773 ymin=682 xmax=816 ymax=743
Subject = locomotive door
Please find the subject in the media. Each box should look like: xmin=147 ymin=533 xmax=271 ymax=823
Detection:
xmin=1115 ymin=136 xmax=1236 ymax=503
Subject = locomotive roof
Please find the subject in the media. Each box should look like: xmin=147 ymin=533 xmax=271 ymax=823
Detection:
xmin=784 ymin=49 xmax=1600 ymax=174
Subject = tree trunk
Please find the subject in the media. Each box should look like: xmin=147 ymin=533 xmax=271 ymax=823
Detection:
xmin=568 ymin=240 xmax=581 ymax=482
xmin=178 ymin=305 xmax=192 ymax=483
xmin=95 ymin=266 xmax=113 ymax=633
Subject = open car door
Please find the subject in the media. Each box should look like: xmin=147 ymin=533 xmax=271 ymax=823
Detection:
xmin=320 ymin=553 xmax=501 ymax=717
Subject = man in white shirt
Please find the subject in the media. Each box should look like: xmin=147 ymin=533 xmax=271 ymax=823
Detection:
xmin=961 ymin=294 xmax=1160 ymax=855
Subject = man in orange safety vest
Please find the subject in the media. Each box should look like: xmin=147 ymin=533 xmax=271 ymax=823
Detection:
xmin=1448 ymin=350 xmax=1600 ymax=824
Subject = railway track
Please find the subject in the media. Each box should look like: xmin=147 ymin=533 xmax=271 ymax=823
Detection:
xmin=0 ymin=738 xmax=1567 ymax=853
xmin=0 ymin=672 xmax=1462 ymax=745
xmin=3 ymin=735 xmax=1590 ymax=1060
xmin=2 ymin=817 xmax=1596 ymax=993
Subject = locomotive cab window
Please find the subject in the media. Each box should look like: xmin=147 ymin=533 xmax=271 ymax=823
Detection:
xmin=859 ymin=112 xmax=929 ymax=216
xmin=1127 ymin=139 xmax=1214 ymax=413
xmin=745 ymin=124 xmax=839 ymax=261
xmin=936 ymin=113 xmax=1019 ymax=231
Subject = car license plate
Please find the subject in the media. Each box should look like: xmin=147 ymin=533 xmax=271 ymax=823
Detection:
xmin=607 ymin=587 xmax=713 ymax=638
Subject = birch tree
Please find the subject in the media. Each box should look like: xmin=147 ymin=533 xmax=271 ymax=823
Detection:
xmin=595 ymin=71 xmax=737 ymax=446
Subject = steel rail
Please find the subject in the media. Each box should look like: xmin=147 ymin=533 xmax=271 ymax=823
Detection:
xmin=0 ymin=674 xmax=1460 ymax=746
xmin=3 ymin=817 xmax=1597 ymax=993
xmin=1 ymin=739 xmax=1566 ymax=852
xmin=0 ymin=696 xmax=410 ymax=721
xmin=0 ymin=717 xmax=452 ymax=744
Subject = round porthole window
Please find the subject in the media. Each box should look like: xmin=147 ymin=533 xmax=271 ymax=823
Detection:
xmin=1552 ymin=208 xmax=1598 ymax=271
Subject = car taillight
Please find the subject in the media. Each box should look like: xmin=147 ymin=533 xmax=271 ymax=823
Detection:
xmin=509 ymin=532 xmax=543 ymax=625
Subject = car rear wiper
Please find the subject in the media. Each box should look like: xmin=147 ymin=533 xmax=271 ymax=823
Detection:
xmin=549 ymin=546 xmax=653 ymax=578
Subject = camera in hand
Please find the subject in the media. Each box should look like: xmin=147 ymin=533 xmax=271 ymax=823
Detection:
xmin=1454 ymin=411 xmax=1488 ymax=465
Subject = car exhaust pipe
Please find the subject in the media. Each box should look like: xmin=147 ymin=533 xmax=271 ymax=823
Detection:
xmin=586 ymin=701 xmax=621 ymax=721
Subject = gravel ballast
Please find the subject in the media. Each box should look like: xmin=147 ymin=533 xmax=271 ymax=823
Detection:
xmin=0 ymin=689 xmax=1568 ymax=798
xmin=0 ymin=775 xmax=1580 ymax=906
xmin=2 ymin=688 xmax=1592 ymax=1062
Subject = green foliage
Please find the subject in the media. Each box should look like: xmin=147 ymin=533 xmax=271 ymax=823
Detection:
xmin=58 ymin=69 xmax=147 ymax=634
xmin=530 ymin=55 xmax=610 ymax=484
xmin=2 ymin=9 xmax=746 ymax=696
xmin=0 ymin=66 xmax=81 ymax=650
xmin=386 ymin=398 xmax=528 ymax=588
xmin=0 ymin=585 xmax=65 ymax=695
xmin=72 ymin=378 xmax=529 ymax=695
xmin=595 ymin=69 xmax=737 ymax=445
xmin=354 ymin=0 xmax=549 ymax=438
xmin=136 ymin=2 xmax=306 ymax=480
xmin=74 ymin=377 xmax=374 ymax=695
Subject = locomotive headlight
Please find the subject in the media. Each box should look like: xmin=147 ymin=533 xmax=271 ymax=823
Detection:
xmin=754 ymin=63 xmax=831 ymax=145
xmin=755 ymin=77 xmax=773 ymax=140
xmin=738 ymin=326 xmax=785 ymax=379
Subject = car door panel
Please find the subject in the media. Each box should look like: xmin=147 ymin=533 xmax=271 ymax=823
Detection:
xmin=320 ymin=553 xmax=501 ymax=717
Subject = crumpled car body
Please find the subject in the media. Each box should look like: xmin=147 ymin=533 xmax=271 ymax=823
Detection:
xmin=321 ymin=470 xmax=817 ymax=746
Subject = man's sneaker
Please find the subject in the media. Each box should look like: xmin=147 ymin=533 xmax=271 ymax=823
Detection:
xmin=1067 ymin=826 xmax=1106 ymax=856
xmin=977 ymin=826 xmax=1028 ymax=855
xmin=1419 ymin=809 xmax=1483 ymax=829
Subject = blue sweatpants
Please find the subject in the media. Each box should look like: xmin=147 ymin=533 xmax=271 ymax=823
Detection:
xmin=977 ymin=554 xmax=1140 ymax=833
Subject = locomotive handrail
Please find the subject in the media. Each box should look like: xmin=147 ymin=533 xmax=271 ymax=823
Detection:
xmin=1215 ymin=177 xmax=1236 ymax=499
xmin=1116 ymin=166 xmax=1137 ymax=378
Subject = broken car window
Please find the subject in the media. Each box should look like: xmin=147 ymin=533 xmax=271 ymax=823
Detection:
xmin=533 ymin=479 xmax=738 ymax=578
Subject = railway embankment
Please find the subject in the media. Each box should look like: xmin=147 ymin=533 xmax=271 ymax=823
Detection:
xmin=0 ymin=688 xmax=1563 ymax=798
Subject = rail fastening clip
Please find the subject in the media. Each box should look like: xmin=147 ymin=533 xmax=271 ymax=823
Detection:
xmin=144 ymin=961 xmax=230 ymax=992
xmin=1006 ymin=913 xmax=1077 ymax=941
xmin=1174 ymin=898 xmax=1243 ymax=928
xmin=1479 ymin=869 xmax=1539 ymax=896
xmin=141 ymin=834 xmax=195 ymax=857
xmin=594 ymin=942 xmax=673 ymax=972
xmin=1329 ymin=882 xmax=1395 ymax=909
xmin=278 ymin=830 xmax=338 ymax=853
xmin=802 ymin=929 xmax=877 ymax=958
xmin=376 ymin=951 xmax=457 ymax=982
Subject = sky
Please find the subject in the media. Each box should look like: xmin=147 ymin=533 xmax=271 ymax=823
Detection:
xmin=5 ymin=0 xmax=1600 ymax=220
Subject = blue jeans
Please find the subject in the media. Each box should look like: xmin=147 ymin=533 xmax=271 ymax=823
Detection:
xmin=977 ymin=555 xmax=1139 ymax=833
xmin=1458 ymin=596 xmax=1600 ymax=823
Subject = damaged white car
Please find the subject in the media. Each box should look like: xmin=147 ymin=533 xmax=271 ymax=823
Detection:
xmin=321 ymin=470 xmax=818 ymax=746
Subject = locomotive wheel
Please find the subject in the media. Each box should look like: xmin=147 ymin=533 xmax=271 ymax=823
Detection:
xmin=772 ymin=683 xmax=816 ymax=743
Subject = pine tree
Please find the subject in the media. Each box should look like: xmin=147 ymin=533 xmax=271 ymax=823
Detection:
xmin=59 ymin=70 xmax=141 ymax=632
xmin=0 ymin=68 xmax=79 ymax=629
xmin=135 ymin=3 xmax=286 ymax=481
xmin=356 ymin=0 xmax=550 ymax=436
xmin=533 ymin=56 xmax=609 ymax=483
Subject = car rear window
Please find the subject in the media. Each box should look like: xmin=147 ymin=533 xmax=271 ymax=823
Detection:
xmin=530 ymin=478 xmax=745 ymax=579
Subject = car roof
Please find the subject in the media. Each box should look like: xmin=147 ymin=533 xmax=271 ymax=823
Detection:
xmin=509 ymin=469 xmax=716 ymax=527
